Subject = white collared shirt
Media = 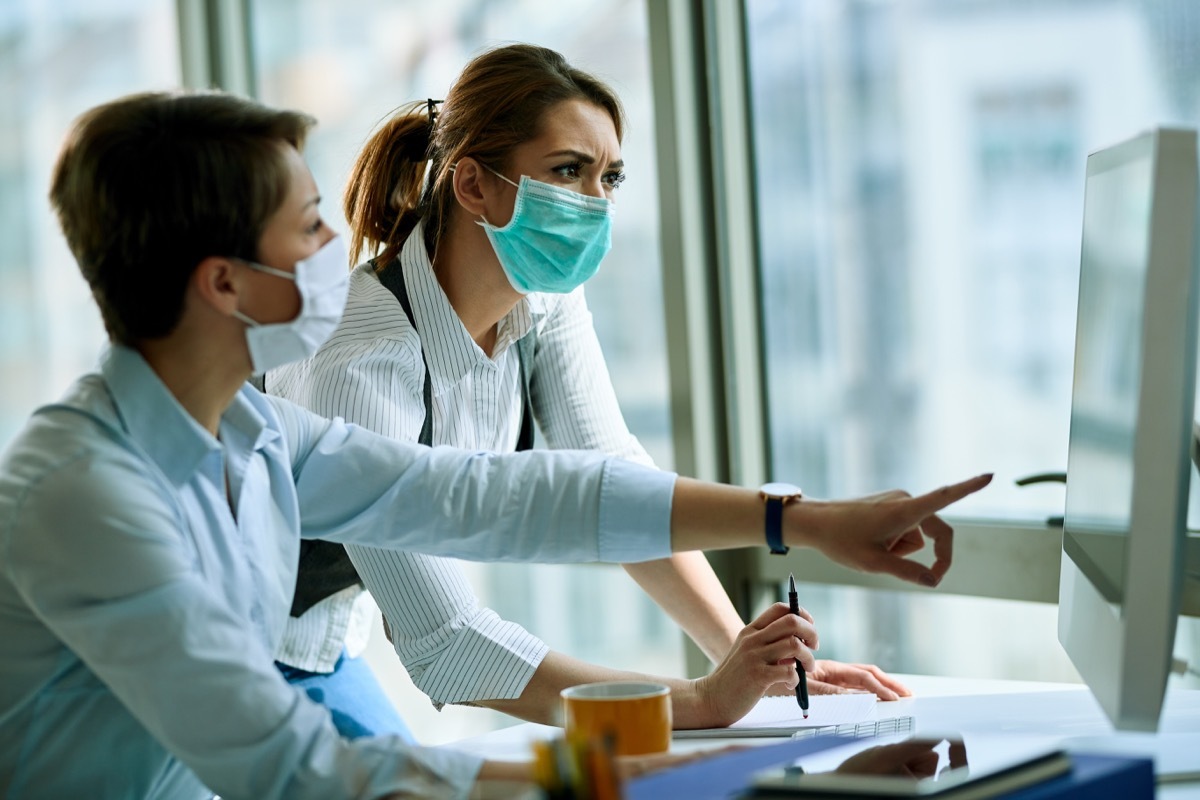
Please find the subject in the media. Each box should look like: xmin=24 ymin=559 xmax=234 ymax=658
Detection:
xmin=0 ymin=344 xmax=674 ymax=799
xmin=269 ymin=221 xmax=654 ymax=704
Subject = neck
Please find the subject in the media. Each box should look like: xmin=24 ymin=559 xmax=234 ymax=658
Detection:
xmin=137 ymin=320 xmax=250 ymax=436
xmin=429 ymin=213 xmax=523 ymax=356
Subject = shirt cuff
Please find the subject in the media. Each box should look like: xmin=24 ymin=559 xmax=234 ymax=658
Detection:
xmin=404 ymin=608 xmax=550 ymax=707
xmin=597 ymin=460 xmax=676 ymax=563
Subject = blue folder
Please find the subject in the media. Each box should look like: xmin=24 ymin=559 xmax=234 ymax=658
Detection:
xmin=624 ymin=739 xmax=1154 ymax=800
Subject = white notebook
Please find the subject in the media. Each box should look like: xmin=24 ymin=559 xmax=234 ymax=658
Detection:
xmin=674 ymin=693 xmax=878 ymax=739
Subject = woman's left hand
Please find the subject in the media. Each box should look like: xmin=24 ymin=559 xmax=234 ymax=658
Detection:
xmin=765 ymin=660 xmax=911 ymax=701
xmin=810 ymin=660 xmax=912 ymax=701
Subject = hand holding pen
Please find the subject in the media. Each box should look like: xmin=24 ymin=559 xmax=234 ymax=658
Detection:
xmin=681 ymin=602 xmax=820 ymax=728
xmin=787 ymin=573 xmax=809 ymax=718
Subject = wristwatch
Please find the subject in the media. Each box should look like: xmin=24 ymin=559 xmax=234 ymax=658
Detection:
xmin=759 ymin=482 xmax=803 ymax=555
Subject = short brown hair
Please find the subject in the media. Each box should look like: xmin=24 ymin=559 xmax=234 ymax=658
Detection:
xmin=49 ymin=91 xmax=315 ymax=345
xmin=343 ymin=44 xmax=625 ymax=267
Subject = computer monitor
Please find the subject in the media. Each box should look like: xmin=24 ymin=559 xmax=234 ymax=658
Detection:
xmin=1058 ymin=127 xmax=1199 ymax=732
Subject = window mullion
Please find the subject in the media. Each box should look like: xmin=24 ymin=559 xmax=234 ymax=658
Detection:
xmin=175 ymin=0 xmax=256 ymax=95
xmin=702 ymin=0 xmax=770 ymax=490
xmin=647 ymin=0 xmax=728 ymax=486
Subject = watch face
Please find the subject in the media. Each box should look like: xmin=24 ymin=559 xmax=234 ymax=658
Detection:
xmin=760 ymin=482 xmax=802 ymax=498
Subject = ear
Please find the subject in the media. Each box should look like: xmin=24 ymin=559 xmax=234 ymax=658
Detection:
xmin=451 ymin=156 xmax=491 ymax=217
xmin=191 ymin=256 xmax=243 ymax=317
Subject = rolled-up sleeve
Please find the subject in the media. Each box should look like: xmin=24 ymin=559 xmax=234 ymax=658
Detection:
xmin=272 ymin=396 xmax=676 ymax=564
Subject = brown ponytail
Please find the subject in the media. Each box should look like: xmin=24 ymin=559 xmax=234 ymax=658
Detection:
xmin=344 ymin=44 xmax=625 ymax=269
xmin=343 ymin=101 xmax=431 ymax=267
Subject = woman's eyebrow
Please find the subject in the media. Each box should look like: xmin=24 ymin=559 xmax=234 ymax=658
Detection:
xmin=546 ymin=148 xmax=595 ymax=163
xmin=545 ymin=149 xmax=625 ymax=170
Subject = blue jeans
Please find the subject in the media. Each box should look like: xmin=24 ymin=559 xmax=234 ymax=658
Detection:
xmin=277 ymin=649 xmax=415 ymax=742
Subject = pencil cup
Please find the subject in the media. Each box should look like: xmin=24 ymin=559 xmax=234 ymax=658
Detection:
xmin=560 ymin=681 xmax=672 ymax=756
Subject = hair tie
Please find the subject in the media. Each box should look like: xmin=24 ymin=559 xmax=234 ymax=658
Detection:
xmin=402 ymin=98 xmax=443 ymax=162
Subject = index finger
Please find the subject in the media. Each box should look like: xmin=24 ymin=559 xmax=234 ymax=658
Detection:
xmin=910 ymin=473 xmax=993 ymax=517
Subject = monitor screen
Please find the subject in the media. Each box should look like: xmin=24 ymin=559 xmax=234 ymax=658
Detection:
xmin=1061 ymin=150 xmax=1154 ymax=604
xmin=1058 ymin=127 xmax=1198 ymax=732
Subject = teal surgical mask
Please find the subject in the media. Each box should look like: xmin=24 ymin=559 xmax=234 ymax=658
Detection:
xmin=477 ymin=167 xmax=613 ymax=294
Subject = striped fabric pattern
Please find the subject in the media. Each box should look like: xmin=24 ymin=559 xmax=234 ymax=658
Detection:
xmin=269 ymin=222 xmax=653 ymax=705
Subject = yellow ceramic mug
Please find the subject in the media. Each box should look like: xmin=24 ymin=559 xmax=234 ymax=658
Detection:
xmin=560 ymin=681 xmax=672 ymax=756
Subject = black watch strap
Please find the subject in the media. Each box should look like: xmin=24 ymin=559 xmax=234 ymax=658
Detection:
xmin=765 ymin=496 xmax=789 ymax=555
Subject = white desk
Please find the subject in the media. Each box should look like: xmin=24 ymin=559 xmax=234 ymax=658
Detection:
xmin=443 ymin=675 xmax=1200 ymax=797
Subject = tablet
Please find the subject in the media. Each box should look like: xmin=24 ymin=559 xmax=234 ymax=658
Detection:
xmin=752 ymin=733 xmax=1070 ymax=798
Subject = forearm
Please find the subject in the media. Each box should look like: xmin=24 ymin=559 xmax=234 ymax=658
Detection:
xmin=621 ymin=553 xmax=744 ymax=664
xmin=474 ymin=650 xmax=716 ymax=728
xmin=669 ymin=478 xmax=772 ymax=552
xmin=668 ymin=478 xmax=836 ymax=553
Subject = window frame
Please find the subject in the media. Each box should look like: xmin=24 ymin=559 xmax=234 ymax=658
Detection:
xmin=648 ymin=0 xmax=1082 ymax=617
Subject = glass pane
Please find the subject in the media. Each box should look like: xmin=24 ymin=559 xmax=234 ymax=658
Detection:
xmin=251 ymin=0 xmax=674 ymax=743
xmin=0 ymin=1 xmax=180 ymax=446
xmin=747 ymin=0 xmax=1200 ymax=683
xmin=749 ymin=0 xmax=1200 ymax=523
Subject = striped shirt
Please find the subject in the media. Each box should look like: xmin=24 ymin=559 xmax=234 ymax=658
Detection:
xmin=269 ymin=221 xmax=654 ymax=705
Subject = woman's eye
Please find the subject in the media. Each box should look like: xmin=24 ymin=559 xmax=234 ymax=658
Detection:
xmin=306 ymin=218 xmax=324 ymax=235
xmin=553 ymin=163 xmax=582 ymax=180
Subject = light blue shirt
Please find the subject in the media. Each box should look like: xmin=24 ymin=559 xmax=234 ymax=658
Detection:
xmin=0 ymin=345 xmax=675 ymax=799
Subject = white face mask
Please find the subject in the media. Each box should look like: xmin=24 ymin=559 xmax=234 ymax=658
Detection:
xmin=232 ymin=236 xmax=349 ymax=373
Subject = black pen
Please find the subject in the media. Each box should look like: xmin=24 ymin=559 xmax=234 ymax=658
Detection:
xmin=788 ymin=573 xmax=809 ymax=719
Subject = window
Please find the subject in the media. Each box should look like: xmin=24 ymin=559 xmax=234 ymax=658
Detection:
xmin=250 ymin=0 xmax=676 ymax=743
xmin=746 ymin=0 xmax=1200 ymax=682
xmin=0 ymin=1 xmax=180 ymax=445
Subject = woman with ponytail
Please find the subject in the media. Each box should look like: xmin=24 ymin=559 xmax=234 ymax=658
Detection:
xmin=268 ymin=44 xmax=911 ymax=734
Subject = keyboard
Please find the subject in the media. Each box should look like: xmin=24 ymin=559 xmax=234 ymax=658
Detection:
xmin=789 ymin=715 xmax=914 ymax=740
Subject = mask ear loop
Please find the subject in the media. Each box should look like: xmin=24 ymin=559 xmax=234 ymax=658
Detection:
xmin=447 ymin=160 xmax=518 ymax=229
xmin=481 ymin=163 xmax=520 ymax=189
